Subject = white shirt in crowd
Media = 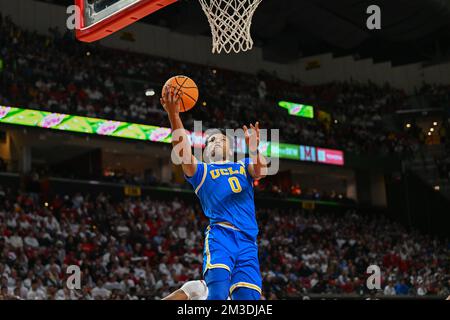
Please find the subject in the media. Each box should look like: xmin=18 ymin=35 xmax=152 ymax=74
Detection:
xmin=104 ymin=281 xmax=122 ymax=291
xmin=117 ymin=225 xmax=130 ymax=236
xmin=9 ymin=285 xmax=28 ymax=299
xmin=91 ymin=286 xmax=111 ymax=299
xmin=177 ymin=226 xmax=187 ymax=239
xmin=55 ymin=289 xmax=78 ymax=300
xmin=27 ymin=288 xmax=46 ymax=300
xmin=116 ymin=266 xmax=130 ymax=276
xmin=172 ymin=262 xmax=183 ymax=276
xmin=7 ymin=235 xmax=23 ymax=249
xmin=6 ymin=217 xmax=18 ymax=229
xmin=19 ymin=220 xmax=31 ymax=230
xmin=417 ymin=286 xmax=427 ymax=296
xmin=383 ymin=285 xmax=396 ymax=296
xmin=24 ymin=236 xmax=39 ymax=248
xmin=133 ymin=266 xmax=146 ymax=279
xmin=159 ymin=263 xmax=170 ymax=275
xmin=45 ymin=217 xmax=60 ymax=232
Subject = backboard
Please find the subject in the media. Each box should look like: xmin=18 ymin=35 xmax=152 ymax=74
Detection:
xmin=75 ymin=0 xmax=177 ymax=42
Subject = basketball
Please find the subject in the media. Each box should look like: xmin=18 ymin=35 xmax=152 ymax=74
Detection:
xmin=162 ymin=75 xmax=199 ymax=112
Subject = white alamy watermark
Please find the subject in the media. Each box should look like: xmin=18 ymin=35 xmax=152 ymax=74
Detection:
xmin=66 ymin=265 xmax=81 ymax=290
xmin=66 ymin=5 xmax=82 ymax=30
xmin=170 ymin=121 xmax=280 ymax=175
xmin=67 ymin=4 xmax=381 ymax=32
xmin=366 ymin=264 xmax=381 ymax=290
xmin=366 ymin=5 xmax=381 ymax=30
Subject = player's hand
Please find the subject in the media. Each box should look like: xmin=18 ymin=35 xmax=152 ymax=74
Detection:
xmin=160 ymin=86 xmax=181 ymax=116
xmin=243 ymin=122 xmax=260 ymax=154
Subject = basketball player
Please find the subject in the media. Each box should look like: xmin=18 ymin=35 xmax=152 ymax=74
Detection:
xmin=160 ymin=86 xmax=268 ymax=300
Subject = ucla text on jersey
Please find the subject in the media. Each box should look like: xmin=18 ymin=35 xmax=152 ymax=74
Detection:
xmin=186 ymin=158 xmax=258 ymax=241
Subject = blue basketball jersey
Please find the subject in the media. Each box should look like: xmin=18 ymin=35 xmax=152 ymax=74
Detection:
xmin=186 ymin=158 xmax=258 ymax=241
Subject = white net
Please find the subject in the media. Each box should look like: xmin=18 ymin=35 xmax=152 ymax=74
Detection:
xmin=198 ymin=0 xmax=262 ymax=54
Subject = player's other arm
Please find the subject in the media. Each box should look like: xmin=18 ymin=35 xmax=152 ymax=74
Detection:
xmin=160 ymin=86 xmax=197 ymax=177
xmin=243 ymin=122 xmax=268 ymax=180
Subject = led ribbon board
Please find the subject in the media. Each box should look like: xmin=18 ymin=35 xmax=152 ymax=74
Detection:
xmin=278 ymin=101 xmax=314 ymax=119
xmin=0 ymin=106 xmax=172 ymax=143
xmin=0 ymin=106 xmax=343 ymax=165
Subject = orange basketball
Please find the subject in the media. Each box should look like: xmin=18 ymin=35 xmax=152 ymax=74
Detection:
xmin=162 ymin=75 xmax=199 ymax=112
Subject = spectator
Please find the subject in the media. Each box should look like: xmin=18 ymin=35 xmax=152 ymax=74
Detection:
xmin=394 ymin=279 xmax=410 ymax=295
xmin=26 ymin=280 xmax=46 ymax=300
xmin=91 ymin=280 xmax=111 ymax=300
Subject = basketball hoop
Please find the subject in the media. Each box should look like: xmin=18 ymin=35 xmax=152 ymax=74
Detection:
xmin=198 ymin=0 xmax=262 ymax=54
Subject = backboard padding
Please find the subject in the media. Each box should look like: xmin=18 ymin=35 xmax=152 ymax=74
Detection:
xmin=75 ymin=0 xmax=177 ymax=42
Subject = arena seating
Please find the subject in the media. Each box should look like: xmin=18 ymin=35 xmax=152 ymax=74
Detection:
xmin=0 ymin=187 xmax=448 ymax=300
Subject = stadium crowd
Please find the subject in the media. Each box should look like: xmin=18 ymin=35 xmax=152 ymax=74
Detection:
xmin=0 ymin=187 xmax=448 ymax=300
xmin=1 ymin=14 xmax=447 ymax=157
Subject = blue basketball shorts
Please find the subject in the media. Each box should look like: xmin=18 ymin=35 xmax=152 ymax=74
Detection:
xmin=203 ymin=223 xmax=262 ymax=296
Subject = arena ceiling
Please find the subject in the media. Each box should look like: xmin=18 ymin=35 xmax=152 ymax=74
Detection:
xmin=47 ymin=0 xmax=450 ymax=65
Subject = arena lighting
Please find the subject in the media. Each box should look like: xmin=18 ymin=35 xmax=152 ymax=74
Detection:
xmin=428 ymin=132 xmax=432 ymax=136
xmin=145 ymin=89 xmax=155 ymax=96
xmin=406 ymin=123 xmax=411 ymax=128
xmin=430 ymin=128 xmax=435 ymax=132
xmin=0 ymin=106 xmax=344 ymax=165
xmin=433 ymin=121 xmax=438 ymax=126
xmin=278 ymin=101 xmax=314 ymax=119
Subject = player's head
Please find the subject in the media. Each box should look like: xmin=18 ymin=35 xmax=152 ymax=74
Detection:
xmin=204 ymin=130 xmax=233 ymax=163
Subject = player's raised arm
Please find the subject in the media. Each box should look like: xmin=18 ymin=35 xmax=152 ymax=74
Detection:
xmin=243 ymin=122 xmax=268 ymax=180
xmin=160 ymin=86 xmax=197 ymax=177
